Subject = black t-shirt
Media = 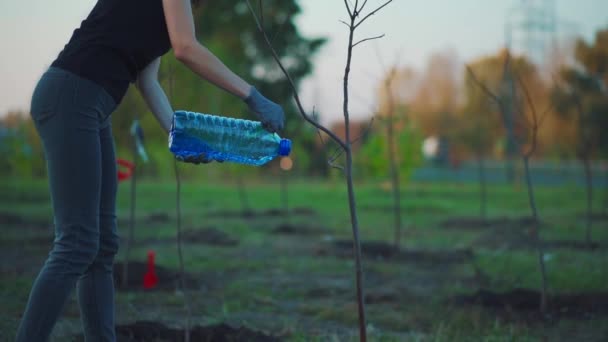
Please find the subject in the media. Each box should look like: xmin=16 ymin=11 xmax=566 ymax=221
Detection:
xmin=52 ymin=0 xmax=171 ymax=104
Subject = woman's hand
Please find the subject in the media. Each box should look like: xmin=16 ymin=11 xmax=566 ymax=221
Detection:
xmin=244 ymin=87 xmax=285 ymax=132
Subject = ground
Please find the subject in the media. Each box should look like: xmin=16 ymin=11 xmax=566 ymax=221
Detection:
xmin=1 ymin=179 xmax=607 ymax=341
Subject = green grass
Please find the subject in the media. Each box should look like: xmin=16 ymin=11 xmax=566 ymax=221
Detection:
xmin=1 ymin=178 xmax=607 ymax=341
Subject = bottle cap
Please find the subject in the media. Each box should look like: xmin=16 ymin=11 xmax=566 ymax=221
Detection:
xmin=279 ymin=139 xmax=292 ymax=156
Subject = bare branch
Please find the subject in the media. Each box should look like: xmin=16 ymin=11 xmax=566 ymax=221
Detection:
xmin=329 ymin=145 xmax=345 ymax=164
xmin=516 ymin=74 xmax=538 ymax=125
xmin=515 ymin=73 xmax=539 ymax=157
xmin=329 ymin=161 xmax=345 ymax=171
xmin=327 ymin=143 xmax=347 ymax=172
xmin=344 ymin=0 xmax=353 ymax=17
xmin=245 ymin=0 xmax=347 ymax=150
xmin=501 ymin=49 xmax=512 ymax=81
xmin=339 ymin=20 xmax=351 ymax=28
xmin=326 ymin=118 xmax=374 ymax=168
xmin=351 ymin=117 xmax=374 ymax=145
xmin=538 ymin=103 xmax=553 ymax=128
xmin=312 ymin=106 xmax=326 ymax=146
xmin=359 ymin=0 xmax=370 ymax=14
xmin=466 ymin=65 xmax=503 ymax=107
xmin=247 ymin=0 xmax=264 ymax=33
xmin=512 ymin=87 xmax=532 ymax=129
xmin=354 ymin=0 xmax=393 ymax=29
xmin=352 ymin=34 xmax=386 ymax=48
xmin=258 ymin=0 xmax=264 ymax=31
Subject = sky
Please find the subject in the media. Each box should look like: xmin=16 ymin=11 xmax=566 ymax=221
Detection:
xmin=0 ymin=0 xmax=606 ymax=125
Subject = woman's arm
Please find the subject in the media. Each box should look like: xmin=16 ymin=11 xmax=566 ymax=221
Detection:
xmin=161 ymin=0 xmax=251 ymax=99
xmin=161 ymin=0 xmax=285 ymax=132
xmin=135 ymin=58 xmax=173 ymax=133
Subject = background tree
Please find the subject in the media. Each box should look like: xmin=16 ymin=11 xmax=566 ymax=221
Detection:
xmin=551 ymin=27 xmax=608 ymax=247
xmin=358 ymin=68 xmax=423 ymax=246
xmin=410 ymin=50 xmax=461 ymax=148
xmin=468 ymin=52 xmax=551 ymax=314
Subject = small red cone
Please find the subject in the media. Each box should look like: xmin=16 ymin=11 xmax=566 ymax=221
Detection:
xmin=143 ymin=250 xmax=159 ymax=289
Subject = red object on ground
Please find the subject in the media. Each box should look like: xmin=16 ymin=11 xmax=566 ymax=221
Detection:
xmin=143 ymin=250 xmax=159 ymax=289
xmin=117 ymin=159 xmax=135 ymax=182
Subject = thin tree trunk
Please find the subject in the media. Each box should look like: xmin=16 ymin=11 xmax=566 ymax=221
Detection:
xmin=280 ymin=170 xmax=289 ymax=223
xmin=122 ymin=141 xmax=137 ymax=288
xmin=169 ymin=60 xmax=191 ymax=342
xmin=384 ymin=72 xmax=402 ymax=248
xmin=477 ymin=153 xmax=487 ymax=222
xmin=387 ymin=120 xmax=402 ymax=248
xmin=345 ymin=149 xmax=366 ymax=341
xmin=504 ymin=66 xmax=516 ymax=185
xmin=236 ymin=175 xmax=251 ymax=215
xmin=173 ymin=161 xmax=191 ymax=342
xmin=523 ymin=156 xmax=548 ymax=314
xmin=343 ymin=13 xmax=367 ymax=341
xmin=604 ymin=170 xmax=608 ymax=213
xmin=582 ymin=157 xmax=593 ymax=248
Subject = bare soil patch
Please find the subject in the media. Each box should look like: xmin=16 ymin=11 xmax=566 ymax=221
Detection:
xmin=440 ymin=216 xmax=535 ymax=230
xmin=145 ymin=212 xmax=171 ymax=224
xmin=208 ymin=207 xmax=316 ymax=219
xmin=453 ymin=288 xmax=608 ymax=321
xmin=74 ymin=321 xmax=281 ymax=342
xmin=181 ymin=227 xmax=239 ymax=246
xmin=272 ymin=223 xmax=326 ymax=235
xmin=0 ymin=211 xmax=50 ymax=229
xmin=318 ymin=240 xmax=473 ymax=264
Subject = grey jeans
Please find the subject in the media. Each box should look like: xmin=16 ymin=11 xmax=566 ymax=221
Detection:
xmin=16 ymin=67 xmax=119 ymax=342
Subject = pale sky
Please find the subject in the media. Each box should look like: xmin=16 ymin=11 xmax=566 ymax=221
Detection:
xmin=0 ymin=0 xmax=606 ymax=125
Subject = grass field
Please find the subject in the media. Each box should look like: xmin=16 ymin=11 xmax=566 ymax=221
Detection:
xmin=1 ymin=178 xmax=607 ymax=341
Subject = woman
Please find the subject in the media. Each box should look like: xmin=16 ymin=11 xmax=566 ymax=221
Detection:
xmin=16 ymin=0 xmax=284 ymax=340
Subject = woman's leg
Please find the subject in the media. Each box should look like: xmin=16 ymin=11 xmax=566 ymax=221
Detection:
xmin=17 ymin=71 xmax=101 ymax=341
xmin=16 ymin=69 xmax=105 ymax=342
xmin=77 ymin=117 xmax=119 ymax=341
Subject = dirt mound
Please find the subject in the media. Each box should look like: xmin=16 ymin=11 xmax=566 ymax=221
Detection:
xmin=360 ymin=204 xmax=446 ymax=214
xmin=0 ymin=212 xmax=50 ymax=229
xmin=116 ymin=321 xmax=280 ymax=342
xmin=453 ymin=288 xmax=608 ymax=320
xmin=74 ymin=321 xmax=281 ymax=342
xmin=128 ymin=228 xmax=239 ymax=247
xmin=208 ymin=209 xmax=279 ymax=219
xmin=577 ymin=212 xmax=608 ymax=222
xmin=145 ymin=212 xmax=171 ymax=223
xmin=208 ymin=207 xmax=316 ymax=219
xmin=320 ymin=240 xmax=473 ymax=263
xmin=474 ymin=227 xmax=602 ymax=250
xmin=272 ymin=223 xmax=324 ymax=235
xmin=440 ymin=216 xmax=535 ymax=230
xmin=182 ymin=227 xmax=239 ymax=246
xmin=291 ymin=207 xmax=316 ymax=216
xmin=364 ymin=289 xmax=401 ymax=304
xmin=113 ymin=261 xmax=198 ymax=291
xmin=544 ymin=240 xmax=601 ymax=250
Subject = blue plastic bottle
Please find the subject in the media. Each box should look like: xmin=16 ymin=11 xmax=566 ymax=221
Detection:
xmin=168 ymin=110 xmax=291 ymax=166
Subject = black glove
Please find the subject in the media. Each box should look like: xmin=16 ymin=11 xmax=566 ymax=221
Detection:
xmin=244 ymin=87 xmax=285 ymax=132
xmin=177 ymin=154 xmax=215 ymax=164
